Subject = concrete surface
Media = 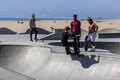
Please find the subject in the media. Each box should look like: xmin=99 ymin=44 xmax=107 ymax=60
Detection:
xmin=0 ymin=35 xmax=120 ymax=80
xmin=0 ymin=66 xmax=35 ymax=80
xmin=0 ymin=45 xmax=120 ymax=80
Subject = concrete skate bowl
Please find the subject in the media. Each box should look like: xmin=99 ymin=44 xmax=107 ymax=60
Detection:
xmin=98 ymin=28 xmax=120 ymax=38
xmin=23 ymin=28 xmax=50 ymax=34
xmin=0 ymin=28 xmax=16 ymax=34
xmin=49 ymin=41 xmax=120 ymax=54
xmin=0 ymin=45 xmax=120 ymax=80
xmin=40 ymin=29 xmax=88 ymax=40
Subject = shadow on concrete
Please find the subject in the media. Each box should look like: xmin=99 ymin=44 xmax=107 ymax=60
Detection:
xmin=70 ymin=54 xmax=100 ymax=68
xmin=24 ymin=28 xmax=50 ymax=34
xmin=0 ymin=28 xmax=16 ymax=34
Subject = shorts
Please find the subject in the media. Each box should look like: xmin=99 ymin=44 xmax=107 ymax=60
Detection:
xmin=87 ymin=33 xmax=96 ymax=42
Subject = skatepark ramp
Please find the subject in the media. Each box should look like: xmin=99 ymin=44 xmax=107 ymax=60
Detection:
xmin=98 ymin=28 xmax=120 ymax=38
xmin=0 ymin=28 xmax=17 ymax=34
xmin=0 ymin=45 xmax=120 ymax=80
xmin=24 ymin=28 xmax=50 ymax=34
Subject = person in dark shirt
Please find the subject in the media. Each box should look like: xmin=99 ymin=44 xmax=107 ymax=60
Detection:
xmin=62 ymin=26 xmax=78 ymax=55
xmin=29 ymin=13 xmax=38 ymax=42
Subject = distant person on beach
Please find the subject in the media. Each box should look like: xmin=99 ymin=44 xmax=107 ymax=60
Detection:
xmin=29 ymin=13 xmax=38 ymax=42
xmin=18 ymin=20 xmax=24 ymax=24
xmin=71 ymin=14 xmax=81 ymax=55
xmin=62 ymin=26 xmax=81 ymax=55
xmin=84 ymin=17 xmax=98 ymax=52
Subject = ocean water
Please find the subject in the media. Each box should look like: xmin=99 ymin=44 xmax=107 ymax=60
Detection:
xmin=0 ymin=17 xmax=120 ymax=21
xmin=0 ymin=18 xmax=73 ymax=21
xmin=0 ymin=18 xmax=30 ymax=21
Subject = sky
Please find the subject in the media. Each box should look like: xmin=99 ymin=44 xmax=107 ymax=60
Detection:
xmin=0 ymin=0 xmax=120 ymax=19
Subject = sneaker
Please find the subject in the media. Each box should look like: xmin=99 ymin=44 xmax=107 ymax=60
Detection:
xmin=30 ymin=39 xmax=33 ymax=42
xmin=66 ymin=51 xmax=72 ymax=55
xmin=91 ymin=45 xmax=95 ymax=52
xmin=34 ymin=38 xmax=38 ymax=42
xmin=66 ymin=52 xmax=71 ymax=55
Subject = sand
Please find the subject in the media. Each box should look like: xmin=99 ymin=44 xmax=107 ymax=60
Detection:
xmin=0 ymin=20 xmax=120 ymax=33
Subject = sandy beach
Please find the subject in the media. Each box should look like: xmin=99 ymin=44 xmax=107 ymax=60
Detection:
xmin=0 ymin=20 xmax=120 ymax=33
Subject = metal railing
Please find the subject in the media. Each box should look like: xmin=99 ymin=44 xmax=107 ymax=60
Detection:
xmin=39 ymin=27 xmax=55 ymax=42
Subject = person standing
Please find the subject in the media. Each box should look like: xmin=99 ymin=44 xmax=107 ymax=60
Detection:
xmin=29 ymin=13 xmax=38 ymax=42
xmin=71 ymin=14 xmax=81 ymax=55
xmin=85 ymin=17 xmax=98 ymax=52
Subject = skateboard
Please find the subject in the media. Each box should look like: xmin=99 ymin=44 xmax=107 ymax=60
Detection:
xmin=84 ymin=36 xmax=88 ymax=52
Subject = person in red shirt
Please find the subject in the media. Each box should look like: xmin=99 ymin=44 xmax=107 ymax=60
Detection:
xmin=71 ymin=14 xmax=81 ymax=55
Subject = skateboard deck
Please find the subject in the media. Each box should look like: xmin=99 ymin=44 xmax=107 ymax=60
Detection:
xmin=84 ymin=36 xmax=88 ymax=51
